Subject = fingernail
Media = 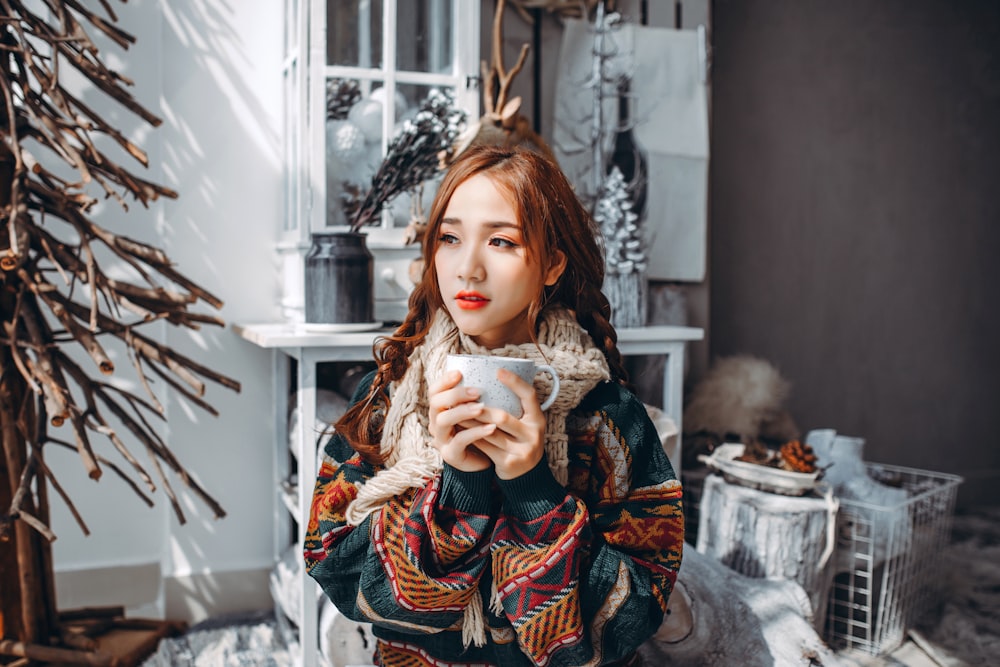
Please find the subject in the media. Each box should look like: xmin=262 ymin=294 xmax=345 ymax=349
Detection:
xmin=465 ymin=388 xmax=480 ymax=398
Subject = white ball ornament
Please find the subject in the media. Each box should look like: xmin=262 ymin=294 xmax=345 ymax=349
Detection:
xmin=326 ymin=120 xmax=366 ymax=161
xmin=348 ymin=98 xmax=385 ymax=143
xmin=369 ymin=86 xmax=409 ymax=122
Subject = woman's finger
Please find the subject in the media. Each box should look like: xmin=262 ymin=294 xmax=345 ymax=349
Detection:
xmin=497 ymin=368 xmax=544 ymax=419
xmin=428 ymin=369 xmax=461 ymax=396
xmin=429 ymin=370 xmax=483 ymax=440
xmin=448 ymin=422 xmax=497 ymax=449
xmin=431 ymin=403 xmax=485 ymax=441
xmin=472 ymin=406 xmax=523 ymax=440
xmin=473 ymin=431 xmax=541 ymax=480
xmin=429 ymin=371 xmax=481 ymax=414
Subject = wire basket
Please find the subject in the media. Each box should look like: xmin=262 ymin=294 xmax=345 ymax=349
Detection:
xmin=824 ymin=463 xmax=962 ymax=655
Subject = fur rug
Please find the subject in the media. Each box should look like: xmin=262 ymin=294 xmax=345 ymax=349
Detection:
xmin=141 ymin=610 xmax=292 ymax=667
xmin=912 ymin=505 xmax=1000 ymax=665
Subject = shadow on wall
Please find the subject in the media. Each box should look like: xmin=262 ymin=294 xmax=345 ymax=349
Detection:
xmin=164 ymin=567 xmax=274 ymax=623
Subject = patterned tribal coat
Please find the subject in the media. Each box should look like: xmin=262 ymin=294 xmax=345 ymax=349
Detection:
xmin=304 ymin=374 xmax=684 ymax=667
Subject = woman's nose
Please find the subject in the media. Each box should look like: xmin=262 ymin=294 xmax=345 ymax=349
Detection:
xmin=457 ymin=247 xmax=485 ymax=282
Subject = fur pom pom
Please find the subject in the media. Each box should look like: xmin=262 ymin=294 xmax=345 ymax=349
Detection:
xmin=683 ymin=355 xmax=795 ymax=441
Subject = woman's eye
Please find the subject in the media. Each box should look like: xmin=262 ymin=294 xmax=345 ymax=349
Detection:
xmin=438 ymin=233 xmax=459 ymax=245
xmin=489 ymin=237 xmax=518 ymax=248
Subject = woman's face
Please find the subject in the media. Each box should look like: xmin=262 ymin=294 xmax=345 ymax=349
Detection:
xmin=434 ymin=173 xmax=564 ymax=348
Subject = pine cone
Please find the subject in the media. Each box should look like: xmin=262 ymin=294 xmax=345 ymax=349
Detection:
xmin=779 ymin=440 xmax=818 ymax=473
xmin=736 ymin=439 xmax=775 ymax=466
xmin=327 ymin=79 xmax=362 ymax=120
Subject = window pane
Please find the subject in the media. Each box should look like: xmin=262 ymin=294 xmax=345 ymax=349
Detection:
xmin=283 ymin=64 xmax=300 ymax=232
xmin=394 ymin=83 xmax=456 ymax=123
xmin=326 ymin=78 xmax=386 ymax=227
xmin=396 ymin=0 xmax=453 ymax=73
xmin=327 ymin=0 xmax=383 ymax=68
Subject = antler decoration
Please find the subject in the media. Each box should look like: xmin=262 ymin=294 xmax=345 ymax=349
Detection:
xmin=482 ymin=0 xmax=532 ymax=126
xmin=452 ymin=0 xmax=558 ymax=163
xmin=1 ymin=0 xmax=240 ymax=546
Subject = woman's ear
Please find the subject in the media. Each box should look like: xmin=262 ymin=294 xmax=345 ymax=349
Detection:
xmin=544 ymin=250 xmax=568 ymax=287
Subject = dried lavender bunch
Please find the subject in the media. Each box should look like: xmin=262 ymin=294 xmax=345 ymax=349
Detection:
xmin=348 ymin=89 xmax=466 ymax=231
xmin=327 ymin=78 xmax=362 ymax=120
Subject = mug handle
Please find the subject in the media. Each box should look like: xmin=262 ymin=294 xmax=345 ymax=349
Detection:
xmin=536 ymin=364 xmax=560 ymax=411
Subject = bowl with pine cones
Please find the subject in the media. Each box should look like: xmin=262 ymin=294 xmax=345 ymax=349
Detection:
xmin=698 ymin=441 xmax=820 ymax=496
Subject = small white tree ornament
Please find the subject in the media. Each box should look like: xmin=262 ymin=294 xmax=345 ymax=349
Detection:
xmin=584 ymin=3 xmax=649 ymax=329
xmin=595 ymin=165 xmax=648 ymax=328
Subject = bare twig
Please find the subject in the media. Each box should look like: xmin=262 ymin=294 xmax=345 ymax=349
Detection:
xmin=30 ymin=449 xmax=90 ymax=537
xmin=46 ymin=436 xmax=155 ymax=508
xmin=1 ymin=0 xmax=238 ymax=550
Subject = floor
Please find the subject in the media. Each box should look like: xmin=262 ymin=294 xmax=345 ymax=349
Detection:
xmin=140 ymin=506 xmax=999 ymax=666
xmin=838 ymin=505 xmax=1000 ymax=667
xmin=839 ymin=637 xmax=970 ymax=667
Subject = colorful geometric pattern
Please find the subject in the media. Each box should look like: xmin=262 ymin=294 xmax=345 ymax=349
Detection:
xmin=374 ymin=479 xmax=492 ymax=612
xmin=377 ymin=639 xmax=494 ymax=667
xmin=305 ymin=381 xmax=684 ymax=667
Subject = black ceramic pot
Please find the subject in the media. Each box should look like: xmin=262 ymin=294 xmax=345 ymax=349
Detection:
xmin=304 ymin=231 xmax=374 ymax=324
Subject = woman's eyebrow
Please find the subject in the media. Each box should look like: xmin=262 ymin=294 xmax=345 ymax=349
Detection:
xmin=440 ymin=219 xmax=519 ymax=230
xmin=484 ymin=220 xmax=519 ymax=230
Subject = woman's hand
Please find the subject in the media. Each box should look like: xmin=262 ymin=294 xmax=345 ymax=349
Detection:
xmin=470 ymin=369 xmax=547 ymax=480
xmin=428 ymin=370 xmax=494 ymax=472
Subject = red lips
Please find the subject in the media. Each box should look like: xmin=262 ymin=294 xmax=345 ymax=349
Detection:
xmin=455 ymin=290 xmax=489 ymax=310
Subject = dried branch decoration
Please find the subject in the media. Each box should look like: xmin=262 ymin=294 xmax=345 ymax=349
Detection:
xmin=1 ymin=0 xmax=240 ymax=545
xmin=346 ymin=89 xmax=466 ymax=232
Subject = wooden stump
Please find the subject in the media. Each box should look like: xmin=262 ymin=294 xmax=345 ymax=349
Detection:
xmin=696 ymin=474 xmax=837 ymax=629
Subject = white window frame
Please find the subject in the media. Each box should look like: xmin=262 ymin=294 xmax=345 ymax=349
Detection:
xmin=279 ymin=0 xmax=480 ymax=320
xmin=279 ymin=0 xmax=309 ymax=318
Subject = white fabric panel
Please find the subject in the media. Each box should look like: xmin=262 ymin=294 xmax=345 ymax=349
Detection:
xmin=554 ymin=20 xmax=709 ymax=281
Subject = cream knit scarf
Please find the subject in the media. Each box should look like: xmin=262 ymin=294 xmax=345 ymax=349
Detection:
xmin=344 ymin=306 xmax=610 ymax=645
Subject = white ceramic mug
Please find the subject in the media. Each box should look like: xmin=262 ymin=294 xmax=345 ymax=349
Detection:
xmin=444 ymin=354 xmax=560 ymax=418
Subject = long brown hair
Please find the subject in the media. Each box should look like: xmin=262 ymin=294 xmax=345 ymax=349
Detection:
xmin=336 ymin=145 xmax=627 ymax=463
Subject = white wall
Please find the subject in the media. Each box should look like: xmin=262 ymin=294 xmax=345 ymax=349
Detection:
xmin=49 ymin=0 xmax=283 ymax=620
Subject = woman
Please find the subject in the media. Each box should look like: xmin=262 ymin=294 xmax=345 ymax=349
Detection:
xmin=305 ymin=145 xmax=684 ymax=666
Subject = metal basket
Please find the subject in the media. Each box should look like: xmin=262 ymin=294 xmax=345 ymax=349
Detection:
xmin=824 ymin=463 xmax=962 ymax=655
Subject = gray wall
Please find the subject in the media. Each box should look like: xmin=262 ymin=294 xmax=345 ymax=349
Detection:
xmin=710 ymin=0 xmax=1000 ymax=507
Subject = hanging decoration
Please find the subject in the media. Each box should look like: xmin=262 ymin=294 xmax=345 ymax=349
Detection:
xmin=587 ymin=3 xmax=650 ymax=328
